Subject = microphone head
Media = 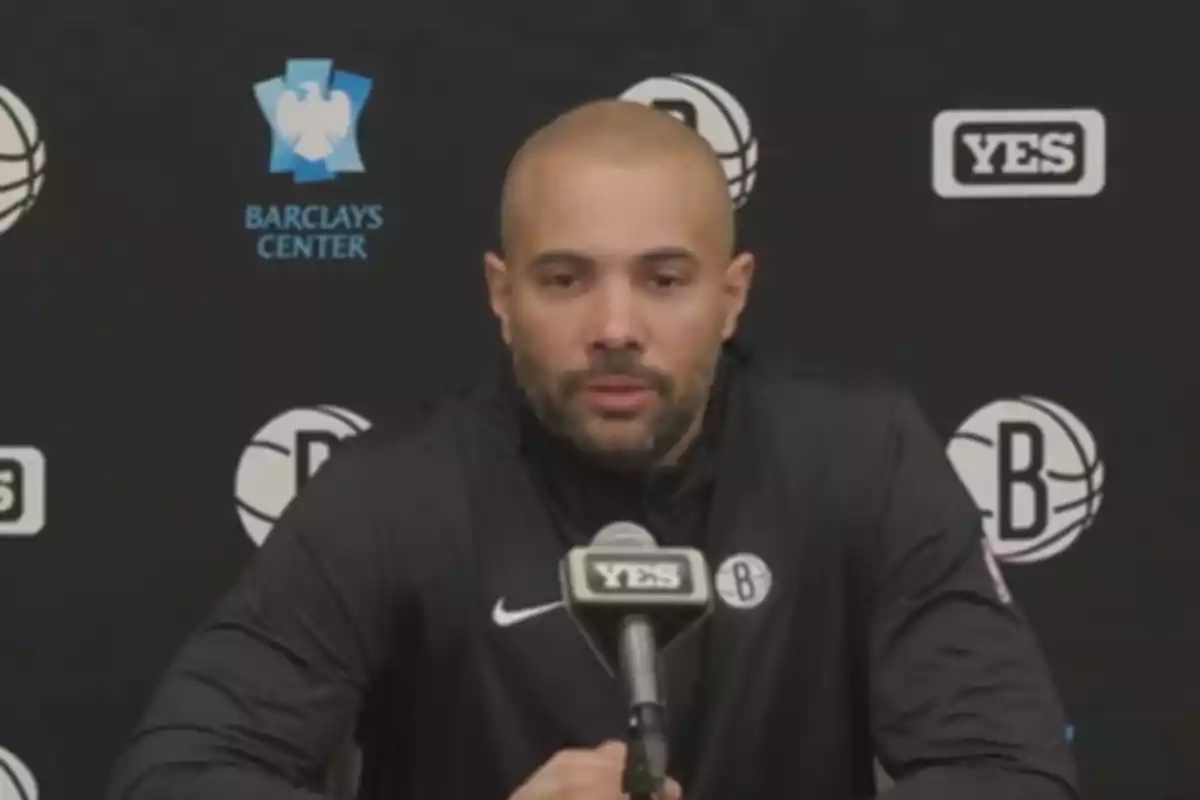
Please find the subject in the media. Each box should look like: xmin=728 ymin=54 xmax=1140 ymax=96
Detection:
xmin=591 ymin=520 xmax=656 ymax=548
xmin=560 ymin=521 xmax=713 ymax=677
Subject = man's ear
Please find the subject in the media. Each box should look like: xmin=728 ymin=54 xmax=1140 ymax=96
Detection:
xmin=483 ymin=251 xmax=513 ymax=345
xmin=720 ymin=251 xmax=756 ymax=340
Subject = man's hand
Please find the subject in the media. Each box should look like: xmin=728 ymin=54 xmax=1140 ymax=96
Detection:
xmin=508 ymin=739 xmax=683 ymax=800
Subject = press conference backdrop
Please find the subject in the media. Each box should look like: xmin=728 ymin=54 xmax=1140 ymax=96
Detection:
xmin=1 ymin=0 xmax=1197 ymax=797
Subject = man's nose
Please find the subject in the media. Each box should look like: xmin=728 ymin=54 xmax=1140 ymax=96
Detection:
xmin=589 ymin=280 xmax=643 ymax=350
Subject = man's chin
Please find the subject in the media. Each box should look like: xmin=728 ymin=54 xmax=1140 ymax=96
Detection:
xmin=572 ymin=420 xmax=658 ymax=468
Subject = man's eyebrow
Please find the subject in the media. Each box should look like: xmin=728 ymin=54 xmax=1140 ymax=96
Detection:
xmin=637 ymin=247 xmax=701 ymax=267
xmin=524 ymin=247 xmax=701 ymax=272
xmin=527 ymin=250 xmax=595 ymax=270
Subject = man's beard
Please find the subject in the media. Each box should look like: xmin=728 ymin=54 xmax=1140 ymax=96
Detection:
xmin=512 ymin=345 xmax=714 ymax=472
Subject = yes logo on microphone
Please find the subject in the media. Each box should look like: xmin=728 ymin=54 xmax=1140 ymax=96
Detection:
xmin=586 ymin=554 xmax=693 ymax=594
xmin=561 ymin=527 xmax=713 ymax=679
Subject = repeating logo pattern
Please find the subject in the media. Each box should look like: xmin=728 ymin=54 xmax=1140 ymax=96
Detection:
xmin=947 ymin=396 xmax=1104 ymax=564
xmin=0 ymin=446 xmax=46 ymax=537
xmin=620 ymin=74 xmax=758 ymax=209
xmin=234 ymin=405 xmax=372 ymax=545
xmin=0 ymin=745 xmax=37 ymax=800
xmin=981 ymin=538 xmax=1013 ymax=605
xmin=932 ymin=109 xmax=1106 ymax=199
xmin=0 ymin=85 xmax=45 ymax=237
xmin=254 ymin=59 xmax=372 ymax=183
xmin=245 ymin=59 xmax=383 ymax=263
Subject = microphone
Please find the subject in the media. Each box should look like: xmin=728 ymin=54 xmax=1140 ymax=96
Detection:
xmin=559 ymin=521 xmax=713 ymax=798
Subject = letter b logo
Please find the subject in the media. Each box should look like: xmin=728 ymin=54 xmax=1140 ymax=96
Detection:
xmin=947 ymin=397 xmax=1104 ymax=564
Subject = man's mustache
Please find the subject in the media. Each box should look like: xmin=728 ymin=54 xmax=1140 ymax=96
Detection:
xmin=559 ymin=351 xmax=672 ymax=396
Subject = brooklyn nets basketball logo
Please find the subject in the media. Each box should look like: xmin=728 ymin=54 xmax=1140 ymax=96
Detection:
xmin=234 ymin=405 xmax=371 ymax=545
xmin=946 ymin=396 xmax=1104 ymax=564
xmin=619 ymin=74 xmax=758 ymax=209
xmin=0 ymin=744 xmax=37 ymax=800
xmin=980 ymin=538 xmax=1013 ymax=604
xmin=0 ymin=85 xmax=46 ymax=237
xmin=714 ymin=553 xmax=772 ymax=609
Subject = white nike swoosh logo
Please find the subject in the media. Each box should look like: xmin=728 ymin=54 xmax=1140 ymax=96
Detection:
xmin=491 ymin=597 xmax=564 ymax=628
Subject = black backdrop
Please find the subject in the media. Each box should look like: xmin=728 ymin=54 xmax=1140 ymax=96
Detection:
xmin=2 ymin=1 xmax=1198 ymax=798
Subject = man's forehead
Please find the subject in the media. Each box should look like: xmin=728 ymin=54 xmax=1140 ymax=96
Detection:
xmin=500 ymin=102 xmax=734 ymax=257
xmin=504 ymin=153 xmax=731 ymax=257
xmin=514 ymin=148 xmax=698 ymax=197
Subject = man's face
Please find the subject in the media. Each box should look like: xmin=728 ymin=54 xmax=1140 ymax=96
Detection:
xmin=487 ymin=153 xmax=752 ymax=470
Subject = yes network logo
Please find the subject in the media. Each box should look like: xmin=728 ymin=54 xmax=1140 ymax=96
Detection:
xmin=585 ymin=555 xmax=691 ymax=593
xmin=0 ymin=446 xmax=46 ymax=537
xmin=245 ymin=59 xmax=383 ymax=263
xmin=932 ymin=109 xmax=1106 ymax=199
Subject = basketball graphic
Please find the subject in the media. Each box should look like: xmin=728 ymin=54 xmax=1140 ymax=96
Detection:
xmin=946 ymin=396 xmax=1104 ymax=564
xmin=619 ymin=74 xmax=758 ymax=209
xmin=0 ymin=745 xmax=37 ymax=800
xmin=234 ymin=405 xmax=372 ymax=545
xmin=980 ymin=538 xmax=1013 ymax=604
xmin=714 ymin=552 xmax=772 ymax=609
xmin=0 ymin=85 xmax=46 ymax=237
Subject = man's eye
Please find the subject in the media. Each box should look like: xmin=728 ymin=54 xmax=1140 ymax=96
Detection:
xmin=546 ymin=273 xmax=577 ymax=288
xmin=650 ymin=274 xmax=682 ymax=290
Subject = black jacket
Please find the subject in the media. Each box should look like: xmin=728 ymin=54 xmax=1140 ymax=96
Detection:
xmin=107 ymin=345 xmax=1078 ymax=799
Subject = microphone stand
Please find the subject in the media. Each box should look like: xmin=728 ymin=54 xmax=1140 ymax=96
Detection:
xmin=619 ymin=615 xmax=669 ymax=800
xmin=623 ymin=703 xmax=668 ymax=800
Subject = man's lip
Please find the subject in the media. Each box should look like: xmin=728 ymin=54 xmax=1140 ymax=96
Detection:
xmin=583 ymin=377 xmax=651 ymax=391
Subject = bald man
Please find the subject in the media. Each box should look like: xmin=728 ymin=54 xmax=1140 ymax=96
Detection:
xmin=108 ymin=101 xmax=1078 ymax=800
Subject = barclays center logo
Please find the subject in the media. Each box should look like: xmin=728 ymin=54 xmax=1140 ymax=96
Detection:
xmin=245 ymin=59 xmax=384 ymax=263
